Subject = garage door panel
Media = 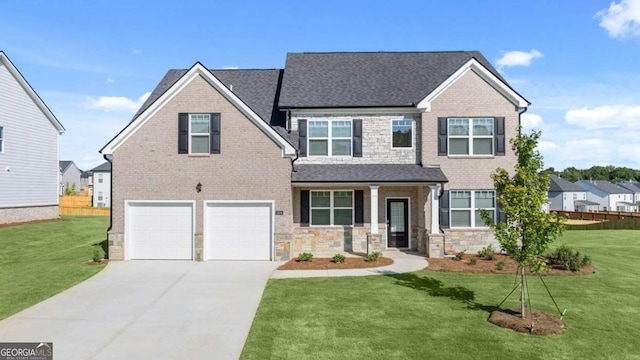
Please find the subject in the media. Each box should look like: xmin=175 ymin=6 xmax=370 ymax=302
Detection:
xmin=205 ymin=202 xmax=272 ymax=261
xmin=128 ymin=202 xmax=193 ymax=260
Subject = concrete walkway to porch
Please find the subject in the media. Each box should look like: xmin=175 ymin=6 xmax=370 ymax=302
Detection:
xmin=270 ymin=250 xmax=428 ymax=279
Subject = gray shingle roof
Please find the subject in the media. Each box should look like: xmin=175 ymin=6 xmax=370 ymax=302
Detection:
xmin=549 ymin=175 xmax=584 ymax=192
xmin=91 ymin=161 xmax=111 ymax=172
xmin=618 ymin=181 xmax=640 ymax=193
xmin=133 ymin=68 xmax=285 ymax=127
xmin=579 ymin=180 xmax=633 ymax=194
xmin=59 ymin=160 xmax=73 ymax=172
xmin=278 ymin=51 xmax=507 ymax=108
xmin=291 ymin=164 xmax=448 ymax=183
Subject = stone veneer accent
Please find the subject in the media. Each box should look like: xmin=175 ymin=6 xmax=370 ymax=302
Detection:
xmin=293 ymin=226 xmax=370 ymax=255
xmin=0 ymin=205 xmax=59 ymax=225
xmin=367 ymin=233 xmax=382 ymax=254
xmin=291 ymin=112 xmax=421 ymax=164
xmin=443 ymin=229 xmax=501 ymax=255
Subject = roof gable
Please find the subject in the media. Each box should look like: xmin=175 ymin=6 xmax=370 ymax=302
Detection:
xmin=278 ymin=51 xmax=528 ymax=109
xmin=91 ymin=161 xmax=111 ymax=172
xmin=618 ymin=181 xmax=640 ymax=193
xmin=0 ymin=51 xmax=64 ymax=133
xmin=549 ymin=175 xmax=585 ymax=192
xmin=101 ymin=63 xmax=295 ymax=156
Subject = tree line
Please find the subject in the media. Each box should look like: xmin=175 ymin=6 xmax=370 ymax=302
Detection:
xmin=540 ymin=166 xmax=640 ymax=183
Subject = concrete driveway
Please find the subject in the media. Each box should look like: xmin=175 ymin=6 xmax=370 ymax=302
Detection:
xmin=0 ymin=261 xmax=280 ymax=360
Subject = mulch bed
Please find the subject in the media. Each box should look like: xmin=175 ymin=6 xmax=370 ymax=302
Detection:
xmin=426 ymin=254 xmax=596 ymax=276
xmin=278 ymin=257 xmax=393 ymax=270
xmin=489 ymin=308 xmax=565 ymax=335
xmin=87 ymin=259 xmax=109 ymax=266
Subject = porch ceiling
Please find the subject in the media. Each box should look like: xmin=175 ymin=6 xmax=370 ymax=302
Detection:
xmin=291 ymin=164 xmax=448 ymax=184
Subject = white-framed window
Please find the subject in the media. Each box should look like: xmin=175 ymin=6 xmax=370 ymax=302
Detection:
xmin=448 ymin=118 xmax=494 ymax=155
xmin=98 ymin=174 xmax=103 ymax=184
xmin=308 ymin=120 xmax=352 ymax=156
xmin=190 ymin=114 xmax=211 ymax=154
xmin=310 ymin=190 xmax=353 ymax=226
xmin=450 ymin=190 xmax=495 ymax=228
xmin=0 ymin=126 xmax=4 ymax=153
xmin=392 ymin=119 xmax=412 ymax=148
xmin=98 ymin=191 xmax=103 ymax=201
xmin=573 ymin=193 xmax=578 ymax=200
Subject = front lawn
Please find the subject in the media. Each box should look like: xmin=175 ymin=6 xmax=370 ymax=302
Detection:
xmin=0 ymin=216 xmax=109 ymax=320
xmin=242 ymin=230 xmax=640 ymax=359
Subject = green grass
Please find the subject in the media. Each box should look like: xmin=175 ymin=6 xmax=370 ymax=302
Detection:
xmin=242 ymin=230 xmax=640 ymax=360
xmin=0 ymin=216 xmax=109 ymax=320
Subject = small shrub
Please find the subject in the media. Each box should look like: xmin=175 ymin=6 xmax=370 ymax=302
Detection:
xmin=92 ymin=246 xmax=104 ymax=262
xmin=367 ymin=252 xmax=382 ymax=262
xmin=296 ymin=252 xmax=314 ymax=262
xmin=546 ymin=245 xmax=592 ymax=271
xmin=332 ymin=254 xmax=346 ymax=263
xmin=453 ymin=251 xmax=465 ymax=261
xmin=477 ymin=244 xmax=494 ymax=260
xmin=496 ymin=261 xmax=505 ymax=271
xmin=469 ymin=257 xmax=478 ymax=265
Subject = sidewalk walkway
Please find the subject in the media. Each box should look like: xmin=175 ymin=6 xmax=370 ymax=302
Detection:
xmin=271 ymin=250 xmax=428 ymax=279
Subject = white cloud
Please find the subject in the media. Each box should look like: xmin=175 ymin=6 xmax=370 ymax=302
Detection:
xmin=595 ymin=0 xmax=640 ymax=39
xmin=521 ymin=113 xmax=544 ymax=129
xmin=132 ymin=48 xmax=143 ymax=55
xmin=86 ymin=92 xmax=151 ymax=113
xmin=106 ymin=78 xmax=115 ymax=84
xmin=222 ymin=66 xmax=239 ymax=70
xmin=565 ymin=105 xmax=640 ymax=130
xmin=536 ymin=141 xmax=557 ymax=152
xmin=496 ymin=49 xmax=543 ymax=68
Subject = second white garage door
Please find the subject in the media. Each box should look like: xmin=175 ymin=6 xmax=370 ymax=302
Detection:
xmin=204 ymin=201 xmax=273 ymax=260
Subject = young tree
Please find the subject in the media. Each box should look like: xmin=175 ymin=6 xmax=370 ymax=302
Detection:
xmin=481 ymin=129 xmax=566 ymax=319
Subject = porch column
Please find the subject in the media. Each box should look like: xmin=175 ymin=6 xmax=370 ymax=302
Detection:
xmin=429 ymin=184 xmax=440 ymax=233
xmin=370 ymin=185 xmax=379 ymax=234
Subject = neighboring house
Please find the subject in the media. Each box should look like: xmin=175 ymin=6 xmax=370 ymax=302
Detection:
xmin=100 ymin=51 xmax=529 ymax=261
xmin=59 ymin=160 xmax=81 ymax=195
xmin=80 ymin=170 xmax=92 ymax=194
xmin=617 ymin=181 xmax=640 ymax=211
xmin=547 ymin=174 xmax=595 ymax=212
xmin=0 ymin=51 xmax=65 ymax=224
xmin=90 ymin=162 xmax=111 ymax=207
xmin=576 ymin=180 xmax=636 ymax=212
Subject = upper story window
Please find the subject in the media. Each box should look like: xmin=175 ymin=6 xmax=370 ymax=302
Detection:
xmin=98 ymin=174 xmax=103 ymax=183
xmin=392 ymin=120 xmax=412 ymax=148
xmin=573 ymin=193 xmax=578 ymax=200
xmin=450 ymin=190 xmax=495 ymax=228
xmin=448 ymin=118 xmax=494 ymax=155
xmin=311 ymin=190 xmax=353 ymax=226
xmin=190 ymin=114 xmax=211 ymax=154
xmin=308 ymin=120 xmax=352 ymax=156
xmin=0 ymin=126 xmax=4 ymax=153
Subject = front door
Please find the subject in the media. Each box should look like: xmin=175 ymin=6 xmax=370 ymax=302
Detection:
xmin=387 ymin=199 xmax=409 ymax=248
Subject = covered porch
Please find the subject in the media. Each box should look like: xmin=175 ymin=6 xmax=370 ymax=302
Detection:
xmin=290 ymin=164 xmax=448 ymax=257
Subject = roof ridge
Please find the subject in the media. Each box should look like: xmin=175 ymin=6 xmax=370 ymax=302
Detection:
xmin=293 ymin=50 xmax=478 ymax=55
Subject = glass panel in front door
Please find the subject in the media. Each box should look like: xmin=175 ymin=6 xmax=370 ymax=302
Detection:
xmin=390 ymin=202 xmax=405 ymax=232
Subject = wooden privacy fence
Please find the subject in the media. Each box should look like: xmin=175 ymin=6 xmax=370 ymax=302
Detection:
xmin=564 ymin=217 xmax=640 ymax=230
xmin=552 ymin=210 xmax=640 ymax=221
xmin=59 ymin=195 xmax=109 ymax=216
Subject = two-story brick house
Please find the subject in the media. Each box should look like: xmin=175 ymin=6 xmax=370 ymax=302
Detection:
xmin=101 ymin=51 xmax=529 ymax=261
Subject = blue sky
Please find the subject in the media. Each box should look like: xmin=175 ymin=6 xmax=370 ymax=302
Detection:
xmin=1 ymin=0 xmax=639 ymax=171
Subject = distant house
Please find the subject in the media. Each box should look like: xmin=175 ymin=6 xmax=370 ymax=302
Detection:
xmin=548 ymin=175 xmax=595 ymax=211
xmin=90 ymin=162 xmax=111 ymax=207
xmin=80 ymin=170 xmax=92 ymax=194
xmin=575 ymin=180 xmax=636 ymax=212
xmin=59 ymin=160 xmax=81 ymax=195
xmin=0 ymin=51 xmax=65 ymax=224
xmin=617 ymin=181 xmax=640 ymax=211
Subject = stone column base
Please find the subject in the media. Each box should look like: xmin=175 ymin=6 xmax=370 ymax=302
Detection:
xmin=275 ymin=233 xmax=292 ymax=261
xmin=367 ymin=233 xmax=383 ymax=254
xmin=427 ymin=233 xmax=444 ymax=258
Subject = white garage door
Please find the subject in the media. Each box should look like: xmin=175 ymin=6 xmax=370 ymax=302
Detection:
xmin=127 ymin=202 xmax=193 ymax=260
xmin=205 ymin=202 xmax=272 ymax=260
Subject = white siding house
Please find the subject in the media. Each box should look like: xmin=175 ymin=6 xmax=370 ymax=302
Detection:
xmin=59 ymin=160 xmax=81 ymax=195
xmin=90 ymin=162 xmax=111 ymax=207
xmin=0 ymin=51 xmax=65 ymax=224
xmin=576 ymin=180 xmax=636 ymax=212
xmin=547 ymin=175 xmax=591 ymax=211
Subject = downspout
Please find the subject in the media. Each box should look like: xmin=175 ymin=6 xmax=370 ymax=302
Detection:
xmin=518 ymin=106 xmax=528 ymax=134
xmin=103 ymin=154 xmax=113 ymax=259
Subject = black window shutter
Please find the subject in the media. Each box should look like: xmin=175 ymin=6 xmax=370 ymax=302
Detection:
xmin=298 ymin=120 xmax=307 ymax=157
xmin=178 ymin=113 xmax=189 ymax=154
xmin=301 ymin=190 xmax=310 ymax=227
xmin=354 ymin=190 xmax=364 ymax=226
xmin=439 ymin=190 xmax=450 ymax=229
xmin=438 ymin=117 xmax=448 ymax=156
xmin=210 ymin=113 xmax=221 ymax=154
xmin=353 ymin=119 xmax=362 ymax=157
xmin=495 ymin=117 xmax=506 ymax=156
